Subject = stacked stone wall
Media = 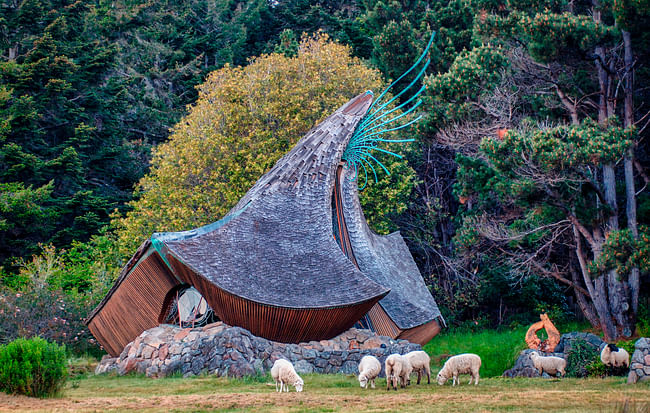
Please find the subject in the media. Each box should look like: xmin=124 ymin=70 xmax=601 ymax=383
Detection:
xmin=95 ymin=322 xmax=420 ymax=378
xmin=627 ymin=337 xmax=650 ymax=384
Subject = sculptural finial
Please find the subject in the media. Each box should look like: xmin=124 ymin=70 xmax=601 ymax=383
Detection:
xmin=342 ymin=32 xmax=435 ymax=189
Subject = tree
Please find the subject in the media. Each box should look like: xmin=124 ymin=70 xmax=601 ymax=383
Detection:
xmin=114 ymin=33 xmax=415 ymax=255
xmin=440 ymin=0 xmax=650 ymax=339
xmin=0 ymin=0 xmax=148 ymax=273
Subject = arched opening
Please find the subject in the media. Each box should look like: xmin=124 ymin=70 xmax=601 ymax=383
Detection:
xmin=159 ymin=285 xmax=219 ymax=328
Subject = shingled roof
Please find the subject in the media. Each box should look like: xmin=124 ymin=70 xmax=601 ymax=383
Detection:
xmin=87 ymin=92 xmax=442 ymax=355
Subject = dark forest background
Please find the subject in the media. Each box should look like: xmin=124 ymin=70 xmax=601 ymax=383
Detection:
xmin=2 ymin=0 xmax=650 ymax=352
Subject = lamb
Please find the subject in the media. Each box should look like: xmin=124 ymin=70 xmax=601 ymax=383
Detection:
xmin=600 ymin=344 xmax=630 ymax=368
xmin=529 ymin=351 xmax=566 ymax=377
xmin=358 ymin=355 xmax=381 ymax=389
xmin=436 ymin=353 xmax=481 ymax=386
xmin=385 ymin=353 xmax=412 ymax=390
xmin=270 ymin=359 xmax=304 ymax=392
xmin=404 ymin=350 xmax=431 ymax=384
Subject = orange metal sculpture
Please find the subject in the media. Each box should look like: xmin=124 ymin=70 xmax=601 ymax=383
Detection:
xmin=525 ymin=313 xmax=560 ymax=353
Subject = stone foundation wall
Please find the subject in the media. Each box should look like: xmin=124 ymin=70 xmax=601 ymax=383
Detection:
xmin=627 ymin=337 xmax=650 ymax=384
xmin=95 ymin=322 xmax=421 ymax=378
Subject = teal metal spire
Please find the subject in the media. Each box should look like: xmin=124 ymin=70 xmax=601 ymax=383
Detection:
xmin=342 ymin=32 xmax=435 ymax=190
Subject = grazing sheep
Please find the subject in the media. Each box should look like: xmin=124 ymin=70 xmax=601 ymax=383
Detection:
xmin=385 ymin=354 xmax=412 ymax=390
xmin=271 ymin=359 xmax=304 ymax=392
xmin=600 ymin=344 xmax=630 ymax=368
xmin=436 ymin=353 xmax=481 ymax=386
xmin=358 ymin=355 xmax=381 ymax=389
xmin=404 ymin=350 xmax=431 ymax=384
xmin=529 ymin=351 xmax=566 ymax=377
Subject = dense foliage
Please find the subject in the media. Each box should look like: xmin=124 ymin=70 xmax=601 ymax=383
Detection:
xmin=0 ymin=337 xmax=67 ymax=397
xmin=1 ymin=0 xmax=649 ymax=351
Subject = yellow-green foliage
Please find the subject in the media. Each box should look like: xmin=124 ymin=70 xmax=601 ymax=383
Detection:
xmin=114 ymin=33 xmax=409 ymax=254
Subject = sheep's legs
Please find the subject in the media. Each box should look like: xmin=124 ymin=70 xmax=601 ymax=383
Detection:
xmin=452 ymin=375 xmax=457 ymax=386
xmin=417 ymin=370 xmax=422 ymax=384
xmin=275 ymin=381 xmax=280 ymax=392
xmin=370 ymin=379 xmax=375 ymax=389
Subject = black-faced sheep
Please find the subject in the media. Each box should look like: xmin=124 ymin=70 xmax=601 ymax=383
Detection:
xmin=404 ymin=350 xmax=431 ymax=384
xmin=600 ymin=344 xmax=630 ymax=368
xmin=358 ymin=355 xmax=381 ymax=389
xmin=271 ymin=359 xmax=304 ymax=392
xmin=529 ymin=351 xmax=566 ymax=377
xmin=436 ymin=353 xmax=481 ymax=386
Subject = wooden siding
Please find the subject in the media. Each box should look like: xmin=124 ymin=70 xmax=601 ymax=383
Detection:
xmin=366 ymin=303 xmax=401 ymax=338
xmin=365 ymin=303 xmax=440 ymax=345
xmin=166 ymin=254 xmax=382 ymax=343
xmin=87 ymin=252 xmax=180 ymax=356
xmin=397 ymin=318 xmax=441 ymax=346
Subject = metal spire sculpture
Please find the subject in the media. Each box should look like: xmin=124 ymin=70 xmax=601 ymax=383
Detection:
xmin=342 ymin=32 xmax=435 ymax=189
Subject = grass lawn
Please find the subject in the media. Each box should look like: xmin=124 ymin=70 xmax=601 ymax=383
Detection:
xmin=0 ymin=372 xmax=648 ymax=412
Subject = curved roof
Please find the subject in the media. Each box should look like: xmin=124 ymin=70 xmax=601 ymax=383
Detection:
xmin=339 ymin=158 xmax=441 ymax=330
xmin=152 ymin=92 xmax=390 ymax=309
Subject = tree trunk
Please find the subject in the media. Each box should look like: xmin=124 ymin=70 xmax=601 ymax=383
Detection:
xmin=622 ymin=29 xmax=640 ymax=315
xmin=589 ymin=0 xmax=635 ymax=339
xmin=570 ymin=265 xmax=600 ymax=327
xmin=572 ymin=223 xmax=617 ymax=341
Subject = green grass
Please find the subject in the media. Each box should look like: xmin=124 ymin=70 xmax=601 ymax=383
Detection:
xmin=424 ymin=326 xmax=528 ymax=377
xmin=1 ymin=371 xmax=649 ymax=412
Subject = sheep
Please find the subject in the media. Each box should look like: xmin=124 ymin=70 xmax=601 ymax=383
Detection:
xmin=404 ymin=350 xmax=431 ymax=384
xmin=358 ymin=355 xmax=381 ymax=389
xmin=270 ymin=359 xmax=304 ymax=392
xmin=600 ymin=344 xmax=630 ymax=368
xmin=436 ymin=353 xmax=481 ymax=386
xmin=385 ymin=353 xmax=412 ymax=390
xmin=529 ymin=351 xmax=566 ymax=377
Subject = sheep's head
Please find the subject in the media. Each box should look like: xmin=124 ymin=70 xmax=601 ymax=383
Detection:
xmin=607 ymin=343 xmax=619 ymax=352
xmin=358 ymin=373 xmax=368 ymax=388
xmin=436 ymin=372 xmax=448 ymax=385
xmin=294 ymin=378 xmax=304 ymax=392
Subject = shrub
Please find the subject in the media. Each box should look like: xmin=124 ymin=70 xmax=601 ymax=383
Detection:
xmin=0 ymin=337 xmax=67 ymax=397
xmin=565 ymin=338 xmax=599 ymax=377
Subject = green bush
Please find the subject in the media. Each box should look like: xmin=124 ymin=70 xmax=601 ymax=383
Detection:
xmin=565 ymin=338 xmax=600 ymax=378
xmin=0 ymin=337 xmax=67 ymax=397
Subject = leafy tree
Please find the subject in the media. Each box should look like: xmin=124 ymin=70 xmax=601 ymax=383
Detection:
xmin=115 ymin=33 xmax=415 ymax=254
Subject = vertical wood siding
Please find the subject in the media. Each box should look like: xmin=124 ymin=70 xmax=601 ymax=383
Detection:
xmin=87 ymin=253 xmax=180 ymax=356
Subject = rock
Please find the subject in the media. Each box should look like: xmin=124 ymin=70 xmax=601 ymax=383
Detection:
xmin=159 ymin=344 xmax=169 ymax=360
xmin=635 ymin=337 xmax=650 ymax=349
xmin=627 ymin=370 xmax=638 ymax=384
xmin=228 ymin=361 xmax=256 ymax=378
xmin=141 ymin=345 xmax=155 ymax=359
xmin=362 ymin=337 xmax=383 ymax=349
xmin=118 ymin=358 xmax=138 ymax=375
xmin=340 ymin=360 xmax=358 ymax=375
xmin=294 ymin=360 xmax=314 ymax=374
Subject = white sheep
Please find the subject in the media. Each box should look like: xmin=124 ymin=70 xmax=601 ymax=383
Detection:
xmin=600 ymin=344 xmax=630 ymax=368
xmin=385 ymin=353 xmax=412 ymax=390
xmin=358 ymin=355 xmax=381 ymax=389
xmin=529 ymin=351 xmax=566 ymax=377
xmin=436 ymin=353 xmax=481 ymax=386
xmin=270 ymin=359 xmax=304 ymax=392
xmin=404 ymin=350 xmax=431 ymax=384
